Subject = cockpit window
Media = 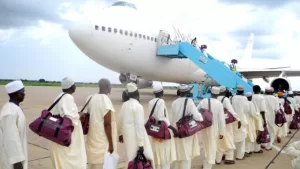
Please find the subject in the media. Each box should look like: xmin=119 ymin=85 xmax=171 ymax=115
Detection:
xmin=111 ymin=1 xmax=137 ymax=10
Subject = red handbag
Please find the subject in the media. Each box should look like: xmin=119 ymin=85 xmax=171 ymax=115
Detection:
xmin=29 ymin=93 xmax=74 ymax=147
xmin=79 ymin=96 xmax=93 ymax=135
xmin=256 ymin=126 xmax=270 ymax=144
xmin=128 ymin=150 xmax=152 ymax=169
xmin=145 ymin=99 xmax=171 ymax=140
xmin=198 ymin=98 xmax=213 ymax=129
xmin=222 ymin=96 xmax=236 ymax=124
xmin=176 ymin=98 xmax=206 ymax=138
xmin=275 ymin=108 xmax=287 ymax=127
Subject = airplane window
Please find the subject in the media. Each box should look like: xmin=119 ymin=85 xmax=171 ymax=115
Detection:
xmin=125 ymin=30 xmax=128 ymax=35
xmin=102 ymin=26 xmax=105 ymax=31
xmin=143 ymin=35 xmax=146 ymax=39
xmin=108 ymin=27 xmax=112 ymax=32
xmin=95 ymin=25 xmax=99 ymax=30
xmin=147 ymin=36 xmax=150 ymax=40
xmin=120 ymin=29 xmax=123 ymax=34
xmin=151 ymin=37 xmax=153 ymax=41
xmin=139 ymin=34 xmax=142 ymax=38
xmin=111 ymin=1 xmax=137 ymax=10
xmin=129 ymin=32 xmax=133 ymax=37
xmin=134 ymin=33 xmax=137 ymax=38
xmin=114 ymin=28 xmax=118 ymax=33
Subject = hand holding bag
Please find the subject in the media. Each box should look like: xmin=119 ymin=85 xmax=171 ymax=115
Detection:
xmin=145 ymin=99 xmax=171 ymax=140
xmin=127 ymin=150 xmax=153 ymax=169
xmin=275 ymin=106 xmax=287 ymax=127
xmin=222 ymin=96 xmax=236 ymax=124
xmin=29 ymin=93 xmax=74 ymax=147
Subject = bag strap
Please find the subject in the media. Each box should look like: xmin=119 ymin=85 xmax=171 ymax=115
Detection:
xmin=80 ymin=95 xmax=93 ymax=113
xmin=208 ymin=98 xmax=211 ymax=112
xmin=182 ymin=98 xmax=188 ymax=119
xmin=48 ymin=93 xmax=66 ymax=111
xmin=149 ymin=99 xmax=160 ymax=118
xmin=221 ymin=96 xmax=226 ymax=103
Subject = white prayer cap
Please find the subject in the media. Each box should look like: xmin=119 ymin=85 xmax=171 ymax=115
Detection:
xmin=153 ymin=84 xmax=163 ymax=93
xmin=237 ymin=85 xmax=244 ymax=91
xmin=211 ymin=87 xmax=220 ymax=95
xmin=178 ymin=84 xmax=191 ymax=92
xmin=5 ymin=80 xmax=24 ymax=94
xmin=61 ymin=77 xmax=75 ymax=89
xmin=127 ymin=82 xmax=138 ymax=92
xmin=246 ymin=92 xmax=253 ymax=97
xmin=219 ymin=86 xmax=226 ymax=92
xmin=270 ymin=87 xmax=274 ymax=91
xmin=265 ymin=86 xmax=272 ymax=92
xmin=288 ymin=91 xmax=293 ymax=95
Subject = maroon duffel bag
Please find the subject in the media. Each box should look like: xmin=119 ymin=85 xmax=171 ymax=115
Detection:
xmin=29 ymin=93 xmax=74 ymax=147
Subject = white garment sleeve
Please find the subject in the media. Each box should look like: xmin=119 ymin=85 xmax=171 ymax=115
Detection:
xmin=134 ymin=104 xmax=145 ymax=147
xmin=61 ymin=95 xmax=79 ymax=125
xmin=1 ymin=114 xmax=25 ymax=165
xmin=156 ymin=100 xmax=170 ymax=126
xmin=224 ymin=98 xmax=240 ymax=121
xmin=190 ymin=99 xmax=203 ymax=122
xmin=218 ymin=103 xmax=226 ymax=136
xmin=117 ymin=104 xmax=125 ymax=136
xmin=260 ymin=98 xmax=267 ymax=112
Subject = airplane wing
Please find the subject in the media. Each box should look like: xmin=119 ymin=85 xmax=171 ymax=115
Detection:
xmin=238 ymin=68 xmax=300 ymax=79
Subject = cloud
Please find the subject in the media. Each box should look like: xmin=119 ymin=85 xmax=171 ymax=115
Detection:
xmin=218 ymin=0 xmax=298 ymax=9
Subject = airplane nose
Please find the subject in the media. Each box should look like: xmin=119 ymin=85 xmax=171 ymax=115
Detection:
xmin=68 ymin=23 xmax=92 ymax=45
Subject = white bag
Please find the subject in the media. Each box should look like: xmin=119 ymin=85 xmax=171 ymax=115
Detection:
xmin=103 ymin=152 xmax=120 ymax=169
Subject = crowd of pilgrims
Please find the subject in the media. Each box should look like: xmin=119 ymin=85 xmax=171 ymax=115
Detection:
xmin=1 ymin=77 xmax=300 ymax=169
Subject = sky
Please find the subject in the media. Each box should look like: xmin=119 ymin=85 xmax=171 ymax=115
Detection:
xmin=1 ymin=0 xmax=300 ymax=88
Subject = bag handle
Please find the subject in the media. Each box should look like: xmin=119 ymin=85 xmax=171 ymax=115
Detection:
xmin=182 ymin=98 xmax=189 ymax=119
xmin=221 ymin=96 xmax=226 ymax=103
xmin=48 ymin=93 xmax=66 ymax=111
xmin=80 ymin=95 xmax=93 ymax=113
xmin=208 ymin=98 xmax=211 ymax=112
xmin=149 ymin=99 xmax=160 ymax=118
xmin=276 ymin=109 xmax=285 ymax=127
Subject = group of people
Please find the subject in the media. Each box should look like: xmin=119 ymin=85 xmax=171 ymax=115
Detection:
xmin=1 ymin=78 xmax=300 ymax=169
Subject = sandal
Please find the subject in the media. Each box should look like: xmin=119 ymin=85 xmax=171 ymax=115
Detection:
xmin=224 ymin=160 xmax=235 ymax=164
xmin=254 ymin=150 xmax=263 ymax=153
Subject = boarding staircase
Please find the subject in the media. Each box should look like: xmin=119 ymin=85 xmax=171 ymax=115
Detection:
xmin=156 ymin=29 xmax=254 ymax=102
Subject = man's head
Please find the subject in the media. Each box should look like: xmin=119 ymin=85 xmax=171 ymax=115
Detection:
xmin=265 ymin=87 xmax=272 ymax=95
xmin=246 ymin=92 xmax=252 ymax=101
xmin=99 ymin=78 xmax=111 ymax=94
xmin=219 ymin=86 xmax=226 ymax=95
xmin=5 ymin=80 xmax=25 ymax=103
xmin=253 ymin=85 xmax=261 ymax=94
xmin=61 ymin=77 xmax=76 ymax=94
xmin=126 ymin=82 xmax=139 ymax=101
xmin=211 ymin=86 xmax=220 ymax=98
xmin=237 ymin=85 xmax=244 ymax=95
xmin=153 ymin=84 xmax=164 ymax=98
xmin=178 ymin=84 xmax=192 ymax=97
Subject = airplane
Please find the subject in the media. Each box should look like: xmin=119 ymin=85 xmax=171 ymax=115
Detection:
xmin=68 ymin=0 xmax=300 ymax=100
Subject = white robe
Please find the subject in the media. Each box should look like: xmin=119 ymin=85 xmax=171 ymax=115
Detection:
xmin=230 ymin=95 xmax=249 ymax=142
xmin=216 ymin=96 xmax=239 ymax=152
xmin=148 ymin=98 xmax=176 ymax=166
xmin=197 ymin=98 xmax=226 ymax=164
xmin=285 ymin=140 xmax=300 ymax=169
xmin=50 ymin=93 xmax=87 ymax=169
xmin=245 ymin=101 xmax=257 ymax=143
xmin=170 ymin=97 xmax=203 ymax=161
xmin=251 ymin=94 xmax=267 ymax=127
xmin=287 ymin=97 xmax=297 ymax=120
xmin=85 ymin=94 xmax=118 ymax=165
xmin=117 ymin=98 xmax=154 ymax=165
xmin=278 ymin=98 xmax=288 ymax=137
xmin=264 ymin=95 xmax=280 ymax=142
xmin=0 ymin=102 xmax=28 ymax=169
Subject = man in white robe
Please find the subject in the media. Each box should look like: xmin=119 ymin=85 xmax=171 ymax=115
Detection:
xmin=148 ymin=84 xmax=177 ymax=169
xmin=230 ymin=85 xmax=248 ymax=160
xmin=264 ymin=87 xmax=281 ymax=149
xmin=170 ymin=84 xmax=203 ymax=169
xmin=287 ymin=91 xmax=298 ymax=133
xmin=0 ymin=80 xmax=27 ymax=169
xmin=245 ymin=92 xmax=262 ymax=156
xmin=285 ymin=140 xmax=300 ymax=169
xmin=85 ymin=78 xmax=118 ymax=169
xmin=216 ymin=86 xmax=240 ymax=165
xmin=49 ymin=77 xmax=87 ymax=169
xmin=251 ymin=85 xmax=267 ymax=153
xmin=117 ymin=83 xmax=155 ymax=167
xmin=277 ymin=92 xmax=288 ymax=138
xmin=198 ymin=87 xmax=225 ymax=169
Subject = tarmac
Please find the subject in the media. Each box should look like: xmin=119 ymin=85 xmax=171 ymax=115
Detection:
xmin=0 ymin=86 xmax=297 ymax=169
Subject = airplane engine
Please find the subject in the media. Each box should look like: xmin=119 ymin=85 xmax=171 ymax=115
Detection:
xmin=270 ymin=77 xmax=291 ymax=92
